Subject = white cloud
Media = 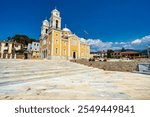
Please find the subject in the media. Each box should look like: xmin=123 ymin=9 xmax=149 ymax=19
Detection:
xmin=120 ymin=42 xmax=127 ymax=45
xmin=86 ymin=35 xmax=150 ymax=51
xmin=80 ymin=38 xmax=87 ymax=44
xmin=111 ymin=46 xmax=122 ymax=50
xmin=131 ymin=39 xmax=142 ymax=45
xmin=115 ymin=42 xmax=119 ymax=44
xmin=123 ymin=44 xmax=133 ymax=49
xmin=142 ymin=35 xmax=150 ymax=43
xmin=115 ymin=42 xmax=127 ymax=45
xmin=87 ymin=39 xmax=113 ymax=51
xmin=131 ymin=35 xmax=150 ymax=45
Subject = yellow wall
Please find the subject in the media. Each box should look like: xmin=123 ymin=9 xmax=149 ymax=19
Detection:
xmin=48 ymin=33 xmax=52 ymax=56
xmin=80 ymin=43 xmax=86 ymax=58
xmin=61 ymin=39 xmax=68 ymax=56
xmin=40 ymin=30 xmax=90 ymax=59
xmin=86 ymin=45 xmax=90 ymax=58
xmin=69 ymin=37 xmax=79 ymax=58
xmin=80 ymin=43 xmax=90 ymax=59
xmin=53 ymin=30 xmax=61 ymax=56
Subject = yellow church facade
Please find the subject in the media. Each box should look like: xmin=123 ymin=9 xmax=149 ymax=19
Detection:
xmin=40 ymin=8 xmax=90 ymax=60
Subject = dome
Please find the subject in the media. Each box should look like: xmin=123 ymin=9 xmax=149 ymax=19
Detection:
xmin=43 ymin=19 xmax=49 ymax=26
xmin=62 ymin=27 xmax=71 ymax=32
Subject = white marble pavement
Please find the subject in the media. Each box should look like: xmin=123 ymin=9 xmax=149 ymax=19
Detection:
xmin=0 ymin=59 xmax=150 ymax=100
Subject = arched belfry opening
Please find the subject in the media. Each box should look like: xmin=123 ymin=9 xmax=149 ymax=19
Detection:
xmin=56 ymin=20 xmax=58 ymax=29
xmin=50 ymin=8 xmax=61 ymax=29
xmin=46 ymin=29 xmax=48 ymax=34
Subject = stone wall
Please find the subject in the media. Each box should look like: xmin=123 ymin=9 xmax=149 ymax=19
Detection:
xmin=71 ymin=59 xmax=150 ymax=72
xmin=16 ymin=54 xmax=24 ymax=59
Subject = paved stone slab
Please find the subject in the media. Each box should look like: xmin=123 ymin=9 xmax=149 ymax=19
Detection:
xmin=0 ymin=59 xmax=150 ymax=100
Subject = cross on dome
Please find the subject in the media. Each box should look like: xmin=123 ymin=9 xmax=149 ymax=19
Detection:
xmin=62 ymin=24 xmax=71 ymax=32
xmin=65 ymin=24 xmax=67 ymax=28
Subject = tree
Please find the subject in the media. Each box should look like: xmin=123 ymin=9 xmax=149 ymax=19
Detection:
xmin=107 ymin=49 xmax=114 ymax=58
xmin=121 ymin=47 xmax=126 ymax=52
xmin=12 ymin=34 xmax=38 ymax=45
xmin=7 ymin=36 xmax=12 ymax=42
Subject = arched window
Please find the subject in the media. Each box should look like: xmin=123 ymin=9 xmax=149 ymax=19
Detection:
xmin=56 ymin=48 xmax=58 ymax=54
xmin=56 ymin=39 xmax=58 ymax=44
xmin=46 ymin=29 xmax=48 ymax=33
xmin=56 ymin=20 xmax=58 ymax=29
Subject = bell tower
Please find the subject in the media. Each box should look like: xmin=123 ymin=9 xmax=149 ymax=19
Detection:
xmin=50 ymin=8 xmax=61 ymax=30
xmin=41 ymin=19 xmax=49 ymax=36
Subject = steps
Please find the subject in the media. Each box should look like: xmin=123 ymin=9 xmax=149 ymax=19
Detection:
xmin=0 ymin=59 xmax=150 ymax=100
xmin=0 ymin=60 xmax=100 ymax=86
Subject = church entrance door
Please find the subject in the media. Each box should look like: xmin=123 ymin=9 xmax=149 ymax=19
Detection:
xmin=73 ymin=52 xmax=76 ymax=59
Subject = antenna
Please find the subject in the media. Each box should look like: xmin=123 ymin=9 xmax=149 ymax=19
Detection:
xmin=83 ymin=30 xmax=89 ymax=40
xmin=84 ymin=30 xmax=89 ymax=35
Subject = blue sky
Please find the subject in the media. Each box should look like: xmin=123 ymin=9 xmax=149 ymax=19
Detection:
xmin=0 ymin=0 xmax=150 ymax=51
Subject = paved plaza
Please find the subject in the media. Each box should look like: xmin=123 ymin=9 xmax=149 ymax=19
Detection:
xmin=0 ymin=59 xmax=150 ymax=100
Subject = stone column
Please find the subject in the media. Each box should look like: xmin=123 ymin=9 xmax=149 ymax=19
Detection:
xmin=6 ymin=54 xmax=8 ymax=59
xmin=51 ymin=30 xmax=54 ymax=56
xmin=14 ymin=54 xmax=16 ymax=59
xmin=68 ymin=38 xmax=70 ymax=59
xmin=10 ymin=54 xmax=12 ymax=59
xmin=60 ymin=32 xmax=62 ymax=57
xmin=1 ymin=53 xmax=3 ymax=59
xmin=78 ymin=40 xmax=80 ymax=59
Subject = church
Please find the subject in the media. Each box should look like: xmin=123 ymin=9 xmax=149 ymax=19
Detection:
xmin=40 ymin=8 xmax=90 ymax=60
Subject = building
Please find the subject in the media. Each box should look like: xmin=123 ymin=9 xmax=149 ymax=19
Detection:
xmin=25 ymin=42 xmax=40 ymax=59
xmin=28 ymin=42 xmax=40 ymax=52
xmin=90 ymin=51 xmax=107 ymax=58
xmin=111 ymin=51 xmax=122 ymax=58
xmin=111 ymin=51 xmax=142 ymax=59
xmin=98 ymin=51 xmax=107 ymax=58
xmin=90 ymin=52 xmax=99 ymax=58
xmin=0 ymin=41 xmax=11 ymax=59
xmin=0 ymin=41 xmax=15 ymax=59
xmin=40 ymin=8 xmax=90 ymax=60
xmin=0 ymin=40 xmax=25 ymax=59
xmin=121 ymin=51 xmax=141 ymax=58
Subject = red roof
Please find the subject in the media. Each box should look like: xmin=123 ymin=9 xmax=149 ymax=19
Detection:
xmin=121 ymin=51 xmax=140 ymax=54
xmin=113 ymin=52 xmax=121 ymax=54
